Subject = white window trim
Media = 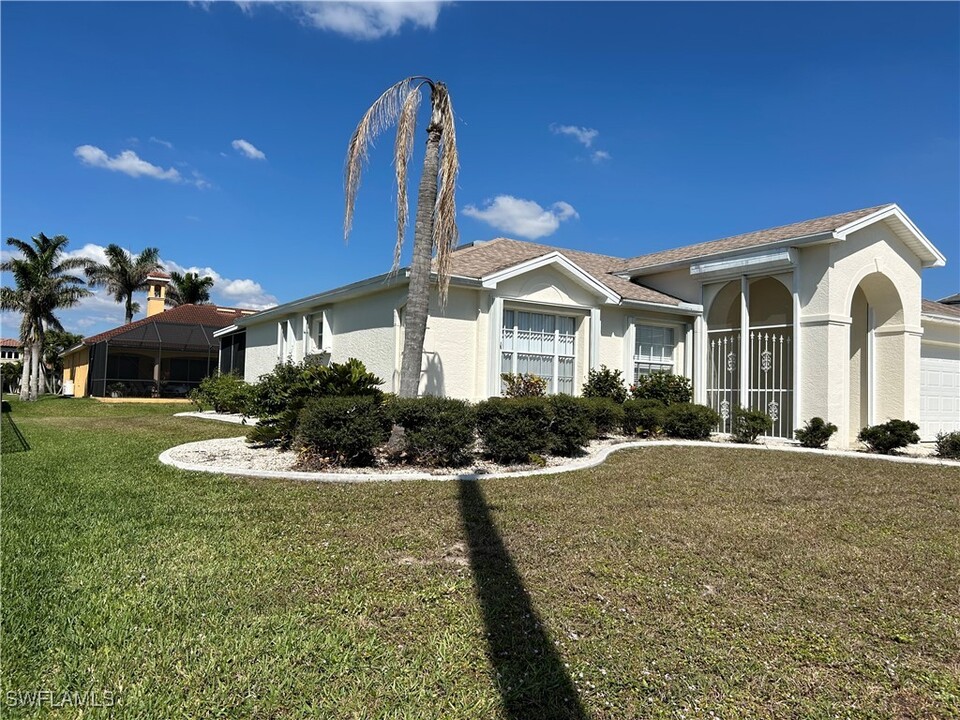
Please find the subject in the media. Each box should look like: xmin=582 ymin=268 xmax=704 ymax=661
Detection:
xmin=627 ymin=317 xmax=685 ymax=383
xmin=500 ymin=306 xmax=578 ymax=395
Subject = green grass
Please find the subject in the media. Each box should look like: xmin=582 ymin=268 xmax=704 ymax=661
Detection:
xmin=2 ymin=396 xmax=959 ymax=718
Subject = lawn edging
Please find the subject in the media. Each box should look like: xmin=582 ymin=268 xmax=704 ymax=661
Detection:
xmin=159 ymin=436 xmax=960 ymax=483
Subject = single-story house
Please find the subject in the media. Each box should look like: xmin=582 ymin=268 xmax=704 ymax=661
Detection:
xmin=215 ymin=204 xmax=960 ymax=447
xmin=63 ymin=274 xmax=256 ymax=398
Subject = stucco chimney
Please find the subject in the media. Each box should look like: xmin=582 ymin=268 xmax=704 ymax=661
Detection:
xmin=146 ymin=273 xmax=171 ymax=317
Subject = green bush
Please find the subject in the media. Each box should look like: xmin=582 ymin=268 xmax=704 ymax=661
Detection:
xmin=476 ymin=397 xmax=553 ymax=464
xmin=622 ymin=399 xmax=665 ymax=437
xmin=934 ymin=430 xmax=960 ymax=460
xmin=795 ymin=417 xmax=837 ymax=449
xmin=630 ymin=372 xmax=692 ymax=406
xmin=248 ymin=358 xmax=383 ymax=449
xmin=295 ymin=395 xmax=391 ymax=467
xmin=582 ymin=397 xmax=625 ymax=438
xmin=189 ymin=372 xmax=255 ymax=414
xmin=732 ymin=407 xmax=772 ymax=444
xmin=662 ymin=403 xmax=720 ymax=440
xmin=548 ymin=395 xmax=595 ymax=457
xmin=500 ymin=373 xmax=547 ymax=398
xmin=857 ymin=419 xmax=920 ymax=455
xmin=582 ymin=365 xmax=628 ymax=404
xmin=388 ymin=396 xmax=477 ymax=467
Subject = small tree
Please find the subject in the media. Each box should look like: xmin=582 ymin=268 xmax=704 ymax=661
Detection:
xmin=582 ymin=365 xmax=628 ymax=403
xmin=795 ymin=417 xmax=837 ymax=449
xmin=630 ymin=372 xmax=692 ymax=406
xmin=857 ymin=419 xmax=920 ymax=455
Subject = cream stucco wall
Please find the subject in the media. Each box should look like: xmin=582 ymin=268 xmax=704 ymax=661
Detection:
xmin=797 ymin=221 xmax=923 ymax=446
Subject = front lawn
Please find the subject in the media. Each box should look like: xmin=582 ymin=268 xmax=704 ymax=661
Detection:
xmin=2 ymin=398 xmax=958 ymax=718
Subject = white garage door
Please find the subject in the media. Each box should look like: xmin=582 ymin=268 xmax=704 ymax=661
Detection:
xmin=920 ymin=343 xmax=960 ymax=441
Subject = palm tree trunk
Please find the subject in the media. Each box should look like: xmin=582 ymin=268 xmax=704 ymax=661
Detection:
xmin=398 ymin=103 xmax=443 ymax=398
xmin=125 ymin=294 xmax=134 ymax=324
xmin=30 ymin=341 xmax=41 ymax=401
xmin=18 ymin=348 xmax=30 ymax=401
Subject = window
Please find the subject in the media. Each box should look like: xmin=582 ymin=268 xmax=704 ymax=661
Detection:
xmin=278 ymin=320 xmax=291 ymax=360
xmin=634 ymin=324 xmax=675 ymax=379
xmin=501 ymin=309 xmax=576 ymax=394
xmin=308 ymin=312 xmax=326 ymax=354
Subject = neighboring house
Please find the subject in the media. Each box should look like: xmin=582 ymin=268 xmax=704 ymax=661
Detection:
xmin=216 ymin=204 xmax=960 ymax=447
xmin=63 ymin=274 xmax=256 ymax=398
xmin=0 ymin=338 xmax=23 ymax=364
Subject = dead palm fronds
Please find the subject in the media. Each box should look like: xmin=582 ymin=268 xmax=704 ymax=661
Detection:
xmin=343 ymin=77 xmax=460 ymax=397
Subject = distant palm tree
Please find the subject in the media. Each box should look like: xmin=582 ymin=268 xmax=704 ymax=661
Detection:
xmin=344 ymin=77 xmax=458 ymax=398
xmin=166 ymin=271 xmax=214 ymax=306
xmin=0 ymin=233 xmax=91 ymax=400
xmin=85 ymin=245 xmax=162 ymax=323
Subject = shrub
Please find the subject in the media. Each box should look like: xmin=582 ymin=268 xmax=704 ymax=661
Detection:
xmin=295 ymin=395 xmax=391 ymax=467
xmin=248 ymin=358 xmax=383 ymax=449
xmin=857 ymin=419 xmax=920 ymax=455
xmin=582 ymin=397 xmax=625 ymax=438
xmin=388 ymin=396 xmax=477 ymax=467
xmin=548 ymin=395 xmax=595 ymax=457
xmin=622 ymin=399 xmax=665 ymax=437
xmin=795 ymin=417 xmax=837 ymax=449
xmin=501 ymin=373 xmax=547 ymax=398
xmin=934 ymin=430 xmax=960 ymax=460
xmin=662 ymin=403 xmax=720 ymax=440
xmin=476 ymin=397 xmax=553 ymax=464
xmin=582 ymin=365 xmax=628 ymax=404
xmin=732 ymin=407 xmax=772 ymax=444
xmin=189 ymin=372 xmax=254 ymax=414
xmin=630 ymin=372 xmax=692 ymax=406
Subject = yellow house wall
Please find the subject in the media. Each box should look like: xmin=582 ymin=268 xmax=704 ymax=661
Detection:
xmin=62 ymin=347 xmax=90 ymax=397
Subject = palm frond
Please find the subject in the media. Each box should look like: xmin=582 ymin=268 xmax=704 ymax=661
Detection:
xmin=433 ymin=83 xmax=460 ymax=305
xmin=344 ymin=78 xmax=417 ymax=242
xmin=392 ymin=87 xmax=421 ymax=271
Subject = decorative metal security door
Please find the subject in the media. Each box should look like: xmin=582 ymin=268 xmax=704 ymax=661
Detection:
xmin=747 ymin=328 xmax=793 ymax=438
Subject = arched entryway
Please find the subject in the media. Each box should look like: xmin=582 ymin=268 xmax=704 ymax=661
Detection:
xmin=847 ymin=272 xmax=905 ymax=442
xmin=705 ymin=277 xmax=794 ymax=437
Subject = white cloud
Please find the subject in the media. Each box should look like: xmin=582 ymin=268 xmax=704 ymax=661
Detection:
xmin=74 ymin=145 xmax=181 ymax=182
xmin=550 ymin=124 xmax=599 ymax=148
xmin=231 ymin=138 xmax=267 ymax=160
xmin=288 ymin=1 xmax=445 ymax=40
xmin=591 ymin=150 xmax=611 ymax=164
xmin=462 ymin=195 xmax=579 ymax=240
xmin=149 ymin=136 xmax=174 ymax=149
xmin=163 ymin=258 xmax=277 ymax=310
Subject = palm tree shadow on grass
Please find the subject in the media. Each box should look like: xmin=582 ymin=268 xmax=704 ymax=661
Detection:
xmin=457 ymin=479 xmax=588 ymax=719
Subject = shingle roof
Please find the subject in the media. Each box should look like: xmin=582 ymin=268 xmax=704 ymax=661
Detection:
xmin=937 ymin=293 xmax=960 ymax=305
xmin=446 ymin=238 xmax=688 ymax=306
xmin=0 ymin=338 xmax=22 ymax=348
xmin=922 ymin=299 xmax=960 ymax=321
xmin=622 ymin=204 xmax=894 ymax=271
xmin=81 ymin=304 xmax=252 ymax=345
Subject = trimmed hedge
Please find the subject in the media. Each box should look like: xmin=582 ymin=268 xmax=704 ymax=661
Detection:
xmin=630 ymin=372 xmax=692 ymax=406
xmin=582 ymin=365 xmax=628 ymax=404
xmin=662 ymin=403 xmax=720 ymax=440
xmin=295 ymin=395 xmax=391 ymax=467
xmin=934 ymin=430 xmax=960 ymax=460
xmin=476 ymin=397 xmax=553 ymax=464
xmin=583 ymin=397 xmax=625 ymax=438
xmin=858 ymin=419 xmax=919 ymax=455
xmin=389 ymin=396 xmax=477 ymax=467
xmin=732 ymin=407 xmax=772 ymax=444
xmin=795 ymin=417 xmax=837 ymax=449
xmin=622 ymin=399 xmax=665 ymax=437
xmin=548 ymin=395 xmax=595 ymax=457
xmin=189 ymin=372 xmax=254 ymax=414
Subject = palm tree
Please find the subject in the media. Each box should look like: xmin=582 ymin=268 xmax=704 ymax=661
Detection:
xmin=85 ymin=245 xmax=163 ymax=323
xmin=0 ymin=233 xmax=91 ymax=400
xmin=166 ymin=271 xmax=214 ymax=306
xmin=344 ymin=77 xmax=458 ymax=398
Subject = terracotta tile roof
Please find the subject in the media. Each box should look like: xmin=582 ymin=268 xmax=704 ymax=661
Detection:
xmin=922 ymin=299 xmax=960 ymax=320
xmin=445 ymin=238 xmax=687 ymax=306
xmin=147 ymin=271 xmax=171 ymax=280
xmin=622 ymin=204 xmax=894 ymax=271
xmin=0 ymin=338 xmax=22 ymax=348
xmin=81 ymin=304 xmax=251 ymax=345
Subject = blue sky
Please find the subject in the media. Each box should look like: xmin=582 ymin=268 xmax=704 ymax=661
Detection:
xmin=2 ymin=1 xmax=958 ymax=336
